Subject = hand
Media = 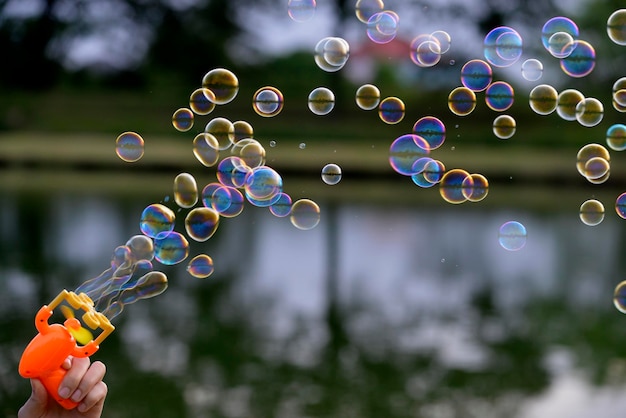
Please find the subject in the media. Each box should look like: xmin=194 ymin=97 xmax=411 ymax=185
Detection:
xmin=18 ymin=356 xmax=107 ymax=418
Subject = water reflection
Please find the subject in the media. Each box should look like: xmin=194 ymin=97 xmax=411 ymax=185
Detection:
xmin=1 ymin=190 xmax=626 ymax=417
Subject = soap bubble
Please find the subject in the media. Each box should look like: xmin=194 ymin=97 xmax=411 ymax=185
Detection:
xmin=308 ymin=87 xmax=335 ymax=115
xmin=355 ymin=84 xmax=381 ymax=110
xmin=460 ymin=59 xmax=492 ymax=92
xmin=115 ymin=132 xmax=144 ymax=163
xmin=556 ymin=89 xmax=585 ymax=121
xmin=606 ymin=124 xmax=626 ymax=151
xmin=366 ymin=11 xmax=399 ymax=44
xmin=521 ymin=59 xmax=543 ymax=81
xmin=172 ymin=108 xmax=194 ymax=132
xmin=202 ymin=68 xmax=239 ymax=105
xmin=252 ymin=86 xmax=284 ymax=117
xmin=498 ymin=221 xmax=527 ymax=251
xmin=607 ymin=9 xmax=626 ymax=45
xmin=187 ymin=254 xmax=214 ymax=279
xmin=321 ymin=163 xmax=342 ymax=185
xmin=579 ymin=199 xmax=605 ymax=226
xmin=378 ymin=96 xmax=405 ymax=124
xmin=529 ymin=84 xmax=558 ymax=115
xmin=287 ymin=0 xmax=316 ymax=22
xmin=492 ymin=115 xmax=516 ymax=139
xmin=575 ymin=97 xmax=603 ymax=127
xmin=189 ymin=88 xmax=216 ymax=115
xmin=290 ymin=199 xmax=321 ymax=230
xmin=448 ymin=87 xmax=477 ymax=116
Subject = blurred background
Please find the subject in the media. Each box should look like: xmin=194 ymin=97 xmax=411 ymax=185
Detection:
xmin=2 ymin=0 xmax=626 ymax=417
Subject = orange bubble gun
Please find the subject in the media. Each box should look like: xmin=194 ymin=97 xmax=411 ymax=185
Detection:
xmin=18 ymin=290 xmax=115 ymax=410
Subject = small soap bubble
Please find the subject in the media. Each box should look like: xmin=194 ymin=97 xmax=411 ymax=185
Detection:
xmin=607 ymin=9 xmax=626 ymax=45
xmin=614 ymin=89 xmax=626 ymax=107
xmin=308 ymin=87 xmax=335 ymax=115
xmin=448 ymin=87 xmax=476 ymax=116
xmin=314 ymin=37 xmax=350 ymax=72
xmin=202 ymin=68 xmax=239 ymax=105
xmin=579 ymin=199 xmax=605 ymax=226
xmin=244 ymin=166 xmax=283 ymax=201
xmin=321 ymin=163 xmax=342 ymax=185
xmin=606 ymin=124 xmax=626 ymax=151
xmin=115 ymin=132 xmax=144 ymax=163
xmin=378 ymin=96 xmax=405 ymax=124
xmin=498 ymin=221 xmax=527 ymax=251
xmin=576 ymin=143 xmax=610 ymax=178
xmin=290 ymin=198 xmax=321 ymax=230
xmin=560 ymin=40 xmax=595 ymax=78
xmin=529 ymin=84 xmax=558 ymax=115
xmin=172 ymin=107 xmax=194 ymax=132
xmin=366 ymin=11 xmax=399 ymax=44
xmin=252 ymin=86 xmax=284 ymax=117
xmin=460 ymin=59 xmax=493 ymax=92
xmin=299 ymin=142 xmax=306 ymax=149
xmin=269 ymin=192 xmax=293 ymax=218
xmin=154 ymin=231 xmax=189 ymax=266
xmin=413 ymin=39 xmax=441 ymax=67
xmin=187 ymin=254 xmax=214 ymax=279
xmin=422 ymin=159 xmax=446 ymax=184
xmin=583 ymin=157 xmax=610 ymax=180
xmin=220 ymin=187 xmax=245 ymax=218
xmin=233 ymin=120 xmax=254 ymax=142
xmin=575 ymin=97 xmax=604 ymax=127
xmin=412 ymin=116 xmax=446 ymax=150
xmin=614 ymin=281 xmax=626 ymax=313
xmin=521 ymin=59 xmax=543 ymax=81
xmin=216 ymin=156 xmax=247 ymax=188
xmin=205 ymin=117 xmax=235 ymax=150
xmin=270 ymin=140 xmax=277 ymax=147
xmin=356 ymin=84 xmax=381 ymax=110
xmin=615 ymin=192 xmax=626 ymax=219
xmin=556 ymin=89 xmax=585 ymax=121
xmin=287 ymin=0 xmax=316 ymax=22
xmin=492 ymin=115 xmax=516 ymax=139
xmin=173 ymin=172 xmax=198 ymax=209
xmin=439 ymin=168 xmax=472 ymax=204
xmin=202 ymin=183 xmax=230 ymax=212
xmin=355 ymin=0 xmax=384 ymax=23
xmin=463 ymin=173 xmax=489 ymax=202
xmin=140 ymin=203 xmax=175 ymax=239
xmin=234 ymin=139 xmax=266 ymax=168
xmin=484 ymin=26 xmax=522 ymax=67
xmin=541 ymin=16 xmax=579 ymax=51
xmin=430 ymin=30 xmax=451 ymax=54
xmin=192 ymin=133 xmax=220 ymax=167
xmin=547 ymin=31 xmax=576 ymax=58
xmin=184 ymin=207 xmax=220 ymax=242
xmin=189 ymin=88 xmax=216 ymax=115
xmin=485 ymin=81 xmax=514 ymax=111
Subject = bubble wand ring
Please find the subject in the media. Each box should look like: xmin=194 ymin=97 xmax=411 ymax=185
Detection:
xmin=19 ymin=289 xmax=115 ymax=410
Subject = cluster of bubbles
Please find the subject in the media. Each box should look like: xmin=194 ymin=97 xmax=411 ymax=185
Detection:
xmin=112 ymin=4 xmax=626 ymax=309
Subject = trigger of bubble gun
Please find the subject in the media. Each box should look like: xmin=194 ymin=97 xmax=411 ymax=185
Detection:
xmin=18 ymin=289 xmax=115 ymax=410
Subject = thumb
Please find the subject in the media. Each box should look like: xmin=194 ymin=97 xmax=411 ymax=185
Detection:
xmin=18 ymin=379 xmax=48 ymax=418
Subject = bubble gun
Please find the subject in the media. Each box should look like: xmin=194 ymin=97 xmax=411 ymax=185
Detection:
xmin=18 ymin=289 xmax=115 ymax=409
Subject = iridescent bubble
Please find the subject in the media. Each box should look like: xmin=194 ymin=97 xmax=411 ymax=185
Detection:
xmin=484 ymin=26 xmax=522 ymax=67
xmin=498 ymin=221 xmax=527 ymax=251
xmin=115 ymin=132 xmax=144 ymax=163
xmin=485 ymin=81 xmax=514 ymax=111
xmin=126 ymin=234 xmax=155 ymax=261
xmin=235 ymin=139 xmax=266 ymax=168
xmin=205 ymin=117 xmax=235 ymax=150
xmin=355 ymin=0 xmax=384 ymax=23
xmin=463 ymin=173 xmax=489 ymax=202
xmin=154 ymin=231 xmax=189 ymax=266
xmin=583 ymin=156 xmax=610 ymax=180
xmin=460 ymin=59 xmax=493 ymax=92
xmin=412 ymin=116 xmax=446 ymax=150
xmin=413 ymin=39 xmax=441 ymax=67
xmin=287 ymin=0 xmax=316 ymax=22
xmin=187 ymin=254 xmax=214 ymax=279
xmin=492 ymin=115 xmax=516 ymax=139
xmin=556 ymin=89 xmax=584 ymax=121
xmin=378 ymin=96 xmax=405 ymax=124
xmin=193 ymin=133 xmax=220 ymax=167
xmin=140 ymin=203 xmax=175 ymax=239
xmin=202 ymin=183 xmax=231 ymax=213
xmin=366 ymin=11 xmax=399 ymax=44
xmin=614 ymin=89 xmax=626 ymax=107
xmin=576 ymin=143 xmax=610 ymax=177
xmin=606 ymin=124 xmax=626 ymax=151
xmin=252 ymin=86 xmax=284 ymax=117
xmin=448 ymin=87 xmax=477 ymax=116
xmin=560 ymin=40 xmax=595 ymax=78
xmin=613 ymin=280 xmax=626 ymax=313
xmin=244 ymin=166 xmax=283 ymax=200
xmin=172 ymin=107 xmax=194 ymax=132
xmin=541 ymin=17 xmax=579 ymax=51
xmin=529 ymin=84 xmax=558 ymax=115
xmin=356 ymin=84 xmax=381 ymax=110
xmin=174 ymin=172 xmax=198 ymax=209
xmin=321 ymin=163 xmax=342 ymax=185
xmin=547 ymin=32 xmax=576 ymax=58
xmin=189 ymin=88 xmax=216 ymax=116
xmin=290 ymin=198 xmax=321 ymax=230
xmin=269 ymin=192 xmax=293 ymax=218
xmin=430 ymin=30 xmax=451 ymax=54
xmin=579 ymin=199 xmax=605 ymax=226
xmin=216 ymin=156 xmax=247 ymax=188
xmin=233 ymin=120 xmax=254 ymax=142
xmin=201 ymin=68 xmax=239 ymax=105
xmin=613 ymin=78 xmax=626 ymax=112
xmin=521 ymin=59 xmax=543 ymax=81
xmin=615 ymin=192 xmax=626 ymax=219
xmin=246 ymin=191 xmax=282 ymax=208
xmin=440 ymin=168 xmax=472 ymax=204
xmin=422 ymin=159 xmax=446 ymax=184
xmin=575 ymin=97 xmax=604 ymax=127
xmin=308 ymin=87 xmax=335 ymax=115
xmin=184 ymin=207 xmax=220 ymax=242
xmin=322 ymin=37 xmax=350 ymax=67
xmin=388 ymin=134 xmax=431 ymax=176
xmin=411 ymin=170 xmax=437 ymax=188
xmin=607 ymin=9 xmax=626 ymax=46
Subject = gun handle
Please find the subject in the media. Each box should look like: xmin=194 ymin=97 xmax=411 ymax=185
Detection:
xmin=39 ymin=367 xmax=79 ymax=410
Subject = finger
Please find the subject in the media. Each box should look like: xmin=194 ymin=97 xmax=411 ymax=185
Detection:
xmin=58 ymin=356 xmax=90 ymax=399
xmin=61 ymin=355 xmax=73 ymax=370
xmin=77 ymin=381 xmax=107 ymax=413
xmin=18 ymin=379 xmax=48 ymax=418
xmin=70 ymin=360 xmax=106 ymax=404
